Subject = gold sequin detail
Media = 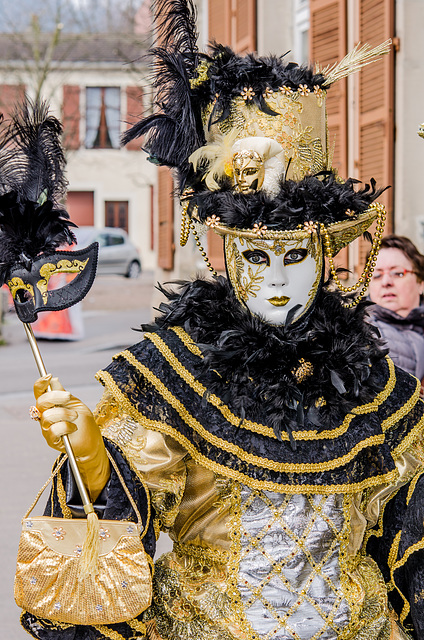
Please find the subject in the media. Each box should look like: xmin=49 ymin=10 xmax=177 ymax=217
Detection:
xmin=292 ymin=358 xmax=314 ymax=382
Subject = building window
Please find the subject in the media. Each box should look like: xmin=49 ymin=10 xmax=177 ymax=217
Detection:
xmin=105 ymin=201 xmax=129 ymax=232
xmin=85 ymin=87 xmax=120 ymax=149
xmin=293 ymin=0 xmax=310 ymax=64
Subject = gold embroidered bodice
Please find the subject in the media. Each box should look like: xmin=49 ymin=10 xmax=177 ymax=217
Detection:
xmin=96 ymin=392 xmax=419 ymax=640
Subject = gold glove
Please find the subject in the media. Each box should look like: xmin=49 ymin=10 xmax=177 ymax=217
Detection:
xmin=34 ymin=374 xmax=110 ymax=500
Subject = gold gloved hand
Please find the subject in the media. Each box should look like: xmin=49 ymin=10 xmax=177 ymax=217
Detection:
xmin=34 ymin=374 xmax=110 ymax=501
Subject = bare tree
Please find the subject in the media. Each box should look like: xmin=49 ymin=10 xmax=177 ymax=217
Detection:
xmin=0 ymin=0 xmax=151 ymax=107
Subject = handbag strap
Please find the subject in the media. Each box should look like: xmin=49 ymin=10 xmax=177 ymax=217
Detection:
xmin=105 ymin=449 xmax=147 ymax=531
xmin=24 ymin=449 xmax=150 ymax=538
xmin=24 ymin=455 xmax=69 ymax=519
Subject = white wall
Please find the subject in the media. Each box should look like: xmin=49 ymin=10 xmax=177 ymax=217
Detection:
xmin=257 ymin=0 xmax=294 ymax=57
xmin=394 ymin=0 xmax=424 ymax=251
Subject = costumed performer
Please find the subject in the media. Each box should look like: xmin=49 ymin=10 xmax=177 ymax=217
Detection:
xmin=22 ymin=1 xmax=424 ymax=639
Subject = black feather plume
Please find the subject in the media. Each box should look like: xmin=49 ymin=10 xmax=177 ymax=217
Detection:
xmin=152 ymin=0 xmax=199 ymax=71
xmin=0 ymin=99 xmax=76 ymax=282
xmin=122 ymin=0 xmax=204 ymax=184
xmin=0 ymin=99 xmax=68 ymax=203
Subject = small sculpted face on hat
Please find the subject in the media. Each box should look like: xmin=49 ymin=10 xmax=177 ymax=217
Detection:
xmin=225 ymin=235 xmax=323 ymax=325
xmin=232 ymin=150 xmax=265 ymax=194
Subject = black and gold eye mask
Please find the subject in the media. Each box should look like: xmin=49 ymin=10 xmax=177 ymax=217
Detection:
xmin=6 ymin=243 xmax=98 ymax=323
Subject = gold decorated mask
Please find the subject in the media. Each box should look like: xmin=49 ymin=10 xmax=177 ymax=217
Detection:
xmin=225 ymin=234 xmax=323 ymax=325
xmin=232 ymin=150 xmax=265 ymax=194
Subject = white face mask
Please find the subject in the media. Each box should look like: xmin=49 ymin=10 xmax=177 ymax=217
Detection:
xmin=225 ymin=235 xmax=323 ymax=325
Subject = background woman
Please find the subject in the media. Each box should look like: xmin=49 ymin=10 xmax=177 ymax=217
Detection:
xmin=368 ymin=234 xmax=424 ymax=380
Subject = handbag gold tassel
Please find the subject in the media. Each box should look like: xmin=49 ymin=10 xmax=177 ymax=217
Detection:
xmin=78 ymin=504 xmax=100 ymax=578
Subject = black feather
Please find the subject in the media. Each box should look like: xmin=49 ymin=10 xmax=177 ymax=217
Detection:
xmin=122 ymin=0 xmax=204 ymax=185
xmin=188 ymin=171 xmax=386 ymax=230
xmin=0 ymin=99 xmax=75 ymax=274
xmin=0 ymin=99 xmax=68 ymax=203
xmin=142 ymin=277 xmax=389 ymax=445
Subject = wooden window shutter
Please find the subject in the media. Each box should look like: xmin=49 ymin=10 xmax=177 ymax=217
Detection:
xmin=157 ymin=166 xmax=174 ymax=270
xmin=208 ymin=0 xmax=231 ymax=44
xmin=0 ymin=84 xmax=25 ymax=119
xmin=67 ymin=191 xmax=94 ymax=226
xmin=310 ymin=0 xmax=347 ymax=176
xmin=208 ymin=1 xmax=256 ymax=51
xmin=233 ymin=0 xmax=257 ymax=53
xmin=125 ymin=86 xmax=143 ymax=151
xmin=207 ymin=0 xmax=256 ymax=272
xmin=310 ymin=0 xmax=349 ymax=273
xmin=356 ymin=0 xmax=394 ymax=269
xmin=62 ymin=85 xmax=80 ymax=150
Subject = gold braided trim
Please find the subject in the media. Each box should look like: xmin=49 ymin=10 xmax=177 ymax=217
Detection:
xmin=20 ymin=611 xmax=73 ymax=631
xmin=171 ymin=325 xmax=203 ymax=357
xmin=93 ymin=626 xmax=126 ymax=640
xmin=128 ymin=618 xmax=147 ymax=635
xmin=97 ymin=369 xmax=399 ymax=495
xmin=146 ymin=330 xmax=397 ymax=443
xmin=388 ymin=530 xmax=402 ymax=570
xmin=227 ymin=482 xmax=260 ymax=640
xmin=55 ymin=466 xmax=73 ymax=519
xmin=406 ymin=467 xmax=424 ymax=505
xmin=173 ymin=541 xmax=230 ymax=565
xmin=117 ymin=349 xmax=391 ymax=474
xmin=381 ymin=376 xmax=421 ymax=433
xmin=391 ymin=413 xmax=424 ymax=459
xmin=388 ymin=530 xmax=409 ymax=624
xmin=391 ymin=535 xmax=424 ymax=623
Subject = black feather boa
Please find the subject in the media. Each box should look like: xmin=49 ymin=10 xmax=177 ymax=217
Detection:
xmin=187 ymin=172 xmax=385 ymax=230
xmin=143 ymin=276 xmax=388 ymax=446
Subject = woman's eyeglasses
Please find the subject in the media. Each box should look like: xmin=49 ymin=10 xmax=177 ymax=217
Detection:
xmin=372 ymin=269 xmax=416 ymax=281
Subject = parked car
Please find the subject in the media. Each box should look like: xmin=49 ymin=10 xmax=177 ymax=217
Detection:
xmin=73 ymin=227 xmax=142 ymax=278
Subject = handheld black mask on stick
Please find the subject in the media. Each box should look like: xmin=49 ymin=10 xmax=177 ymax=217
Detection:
xmin=0 ymin=99 xmax=99 ymax=533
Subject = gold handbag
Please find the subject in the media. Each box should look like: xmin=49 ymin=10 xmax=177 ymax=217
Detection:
xmin=14 ymin=451 xmax=152 ymax=625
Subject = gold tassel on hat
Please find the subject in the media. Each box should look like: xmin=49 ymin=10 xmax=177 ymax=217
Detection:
xmin=78 ymin=504 xmax=100 ymax=578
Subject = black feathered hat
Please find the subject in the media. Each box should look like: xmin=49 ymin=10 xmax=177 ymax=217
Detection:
xmin=124 ymin=0 xmax=390 ymax=306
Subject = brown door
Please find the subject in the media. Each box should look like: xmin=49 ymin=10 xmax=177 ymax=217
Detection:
xmin=105 ymin=201 xmax=129 ymax=232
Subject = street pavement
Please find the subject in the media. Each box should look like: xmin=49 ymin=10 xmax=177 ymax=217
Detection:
xmin=0 ymin=272 xmax=171 ymax=639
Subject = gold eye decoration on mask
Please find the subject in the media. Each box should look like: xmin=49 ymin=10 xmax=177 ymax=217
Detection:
xmin=7 ymin=277 xmax=34 ymax=302
xmin=37 ymin=259 xmax=90 ymax=303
